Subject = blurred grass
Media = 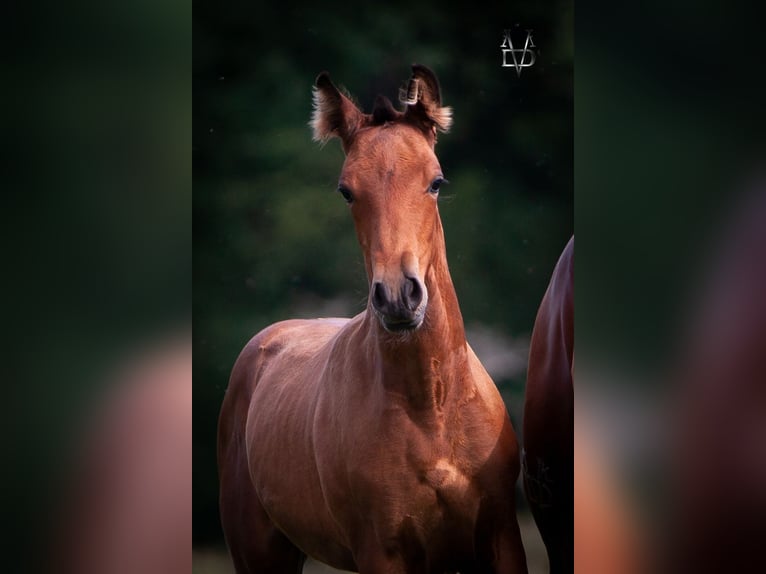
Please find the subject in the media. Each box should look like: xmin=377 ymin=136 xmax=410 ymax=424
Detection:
xmin=193 ymin=512 xmax=547 ymax=573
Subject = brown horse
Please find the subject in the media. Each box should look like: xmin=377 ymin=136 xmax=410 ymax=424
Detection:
xmin=525 ymin=238 xmax=648 ymax=573
xmin=522 ymin=237 xmax=573 ymax=573
xmin=218 ymin=65 xmax=528 ymax=573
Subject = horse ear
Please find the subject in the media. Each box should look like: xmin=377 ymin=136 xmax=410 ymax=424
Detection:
xmin=401 ymin=64 xmax=453 ymax=137
xmin=311 ymin=72 xmax=366 ymax=150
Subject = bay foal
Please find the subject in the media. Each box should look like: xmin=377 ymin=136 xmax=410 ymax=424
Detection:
xmin=218 ymin=65 xmax=527 ymax=573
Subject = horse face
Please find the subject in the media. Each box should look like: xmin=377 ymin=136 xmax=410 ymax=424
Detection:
xmin=311 ymin=65 xmax=452 ymax=333
xmin=341 ymin=124 xmax=442 ymax=332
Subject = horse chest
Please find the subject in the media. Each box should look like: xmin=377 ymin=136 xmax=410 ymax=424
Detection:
xmin=388 ymin=417 xmax=480 ymax=507
xmin=423 ymin=457 xmax=471 ymax=496
xmin=373 ymin=453 xmax=480 ymax=563
xmin=388 ymin=436 xmax=479 ymax=525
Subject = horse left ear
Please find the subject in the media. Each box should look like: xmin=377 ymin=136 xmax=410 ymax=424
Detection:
xmin=311 ymin=72 xmax=366 ymax=151
xmin=401 ymin=64 xmax=453 ymax=138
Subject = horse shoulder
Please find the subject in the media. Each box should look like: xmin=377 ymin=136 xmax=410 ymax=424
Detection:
xmin=460 ymin=344 xmax=521 ymax=481
xmin=464 ymin=344 xmax=508 ymax=420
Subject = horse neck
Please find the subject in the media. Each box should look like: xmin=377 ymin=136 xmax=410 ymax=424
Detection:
xmin=365 ymin=226 xmax=470 ymax=411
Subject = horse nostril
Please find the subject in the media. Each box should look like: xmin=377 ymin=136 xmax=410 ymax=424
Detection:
xmin=371 ymin=281 xmax=388 ymax=311
xmin=402 ymin=277 xmax=423 ymax=311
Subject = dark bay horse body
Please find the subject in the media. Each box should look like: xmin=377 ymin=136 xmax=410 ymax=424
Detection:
xmin=525 ymin=239 xmax=648 ymax=573
xmin=522 ymin=237 xmax=573 ymax=573
xmin=218 ymin=66 xmax=528 ymax=573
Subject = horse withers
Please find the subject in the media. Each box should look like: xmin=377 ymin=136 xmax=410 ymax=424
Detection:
xmin=218 ymin=65 xmax=528 ymax=574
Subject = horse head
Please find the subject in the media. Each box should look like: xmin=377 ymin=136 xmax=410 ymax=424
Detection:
xmin=311 ymin=64 xmax=453 ymax=333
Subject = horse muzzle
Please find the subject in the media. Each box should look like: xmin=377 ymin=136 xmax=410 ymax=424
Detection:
xmin=370 ymin=275 xmax=428 ymax=332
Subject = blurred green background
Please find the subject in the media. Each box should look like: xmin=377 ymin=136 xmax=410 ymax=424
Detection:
xmin=193 ymin=0 xmax=572 ymax=555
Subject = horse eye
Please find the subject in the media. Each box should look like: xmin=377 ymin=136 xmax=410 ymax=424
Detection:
xmin=429 ymin=177 xmax=447 ymax=195
xmin=337 ymin=186 xmax=353 ymax=204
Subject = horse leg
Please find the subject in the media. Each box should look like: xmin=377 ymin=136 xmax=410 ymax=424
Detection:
xmin=472 ymin=498 xmax=528 ymax=574
xmin=219 ymin=451 xmax=306 ymax=574
xmin=355 ymin=555 xmax=412 ymax=574
xmin=354 ymin=536 xmax=424 ymax=574
xmin=492 ymin=522 xmax=529 ymax=574
xmin=471 ymin=519 xmax=528 ymax=574
xmin=523 ymin=451 xmax=572 ymax=574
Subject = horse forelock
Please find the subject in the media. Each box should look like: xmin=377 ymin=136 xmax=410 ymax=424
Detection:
xmin=371 ymin=95 xmax=401 ymax=126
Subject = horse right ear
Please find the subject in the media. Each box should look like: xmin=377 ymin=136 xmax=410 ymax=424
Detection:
xmin=401 ymin=64 xmax=453 ymax=139
xmin=310 ymin=72 xmax=365 ymax=151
